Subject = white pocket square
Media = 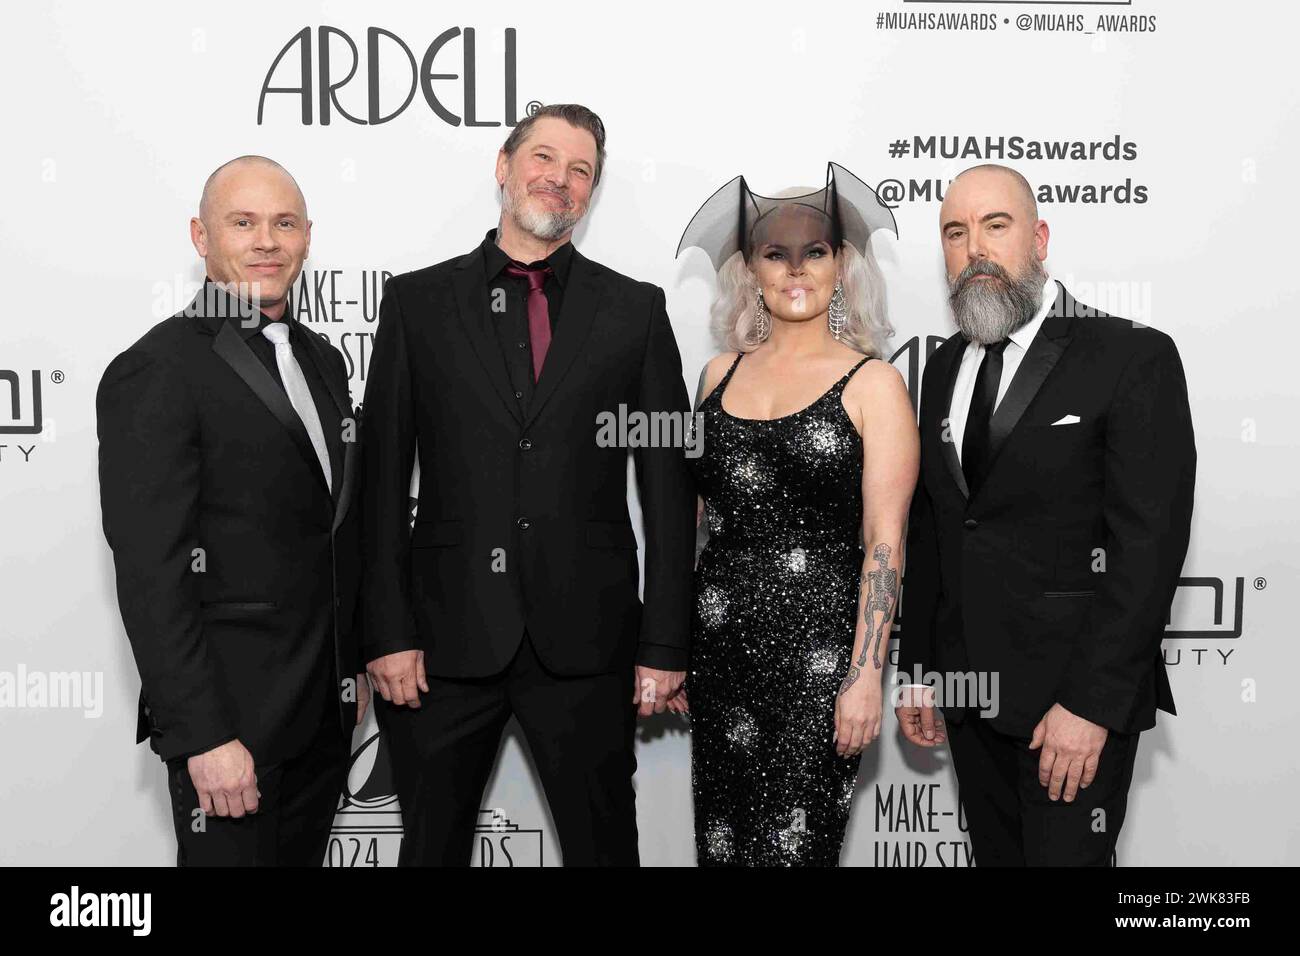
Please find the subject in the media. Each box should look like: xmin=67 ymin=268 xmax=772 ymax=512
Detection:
xmin=1051 ymin=414 xmax=1081 ymax=426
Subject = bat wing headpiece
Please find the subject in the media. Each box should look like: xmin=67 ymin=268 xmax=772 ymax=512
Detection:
xmin=676 ymin=161 xmax=898 ymax=271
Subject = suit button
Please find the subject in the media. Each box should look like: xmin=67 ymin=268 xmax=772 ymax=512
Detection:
xmin=519 ymin=438 xmax=532 ymax=450
xmin=517 ymin=517 xmax=531 ymax=530
xmin=963 ymin=518 xmax=978 ymax=530
xmin=514 ymin=390 xmax=523 ymax=399
xmin=517 ymin=341 xmax=527 ymax=350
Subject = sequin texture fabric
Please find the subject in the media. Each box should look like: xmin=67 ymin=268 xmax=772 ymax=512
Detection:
xmin=687 ymin=351 xmax=873 ymax=866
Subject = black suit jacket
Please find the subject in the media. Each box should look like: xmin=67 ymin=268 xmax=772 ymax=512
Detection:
xmin=96 ymin=282 xmax=362 ymax=764
xmin=898 ymin=281 xmax=1195 ymax=735
xmin=360 ymin=240 xmax=696 ymax=677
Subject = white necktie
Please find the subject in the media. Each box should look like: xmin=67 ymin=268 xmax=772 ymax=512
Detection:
xmin=261 ymin=321 xmax=333 ymax=492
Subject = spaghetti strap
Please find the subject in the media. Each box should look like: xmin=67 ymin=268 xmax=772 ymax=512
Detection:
xmin=699 ymin=351 xmax=746 ymax=410
xmin=838 ymin=354 xmax=874 ymax=385
xmin=719 ymin=351 xmax=745 ymax=387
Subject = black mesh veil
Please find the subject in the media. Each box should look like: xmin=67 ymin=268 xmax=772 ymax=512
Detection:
xmin=675 ymin=161 xmax=898 ymax=270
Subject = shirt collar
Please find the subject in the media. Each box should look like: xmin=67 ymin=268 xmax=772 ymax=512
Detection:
xmin=1007 ymin=274 xmax=1057 ymax=352
xmin=202 ymin=276 xmax=293 ymax=342
xmin=481 ymin=227 xmax=574 ymax=287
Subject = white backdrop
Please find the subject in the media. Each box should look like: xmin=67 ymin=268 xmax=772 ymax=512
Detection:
xmin=1 ymin=0 xmax=1296 ymax=866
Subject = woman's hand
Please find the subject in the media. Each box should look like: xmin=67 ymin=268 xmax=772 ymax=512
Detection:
xmin=834 ymin=670 xmax=883 ymax=757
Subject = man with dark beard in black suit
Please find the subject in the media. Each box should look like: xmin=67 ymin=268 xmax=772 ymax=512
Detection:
xmin=896 ymin=164 xmax=1195 ymax=866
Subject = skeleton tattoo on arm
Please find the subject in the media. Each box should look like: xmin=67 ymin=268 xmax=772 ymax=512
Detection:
xmin=837 ymin=543 xmax=900 ymax=695
xmin=863 ymin=543 xmax=898 ymax=669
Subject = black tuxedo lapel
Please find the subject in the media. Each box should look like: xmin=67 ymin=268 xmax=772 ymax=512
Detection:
xmin=451 ymin=250 xmax=525 ymax=427
xmin=524 ymin=248 xmax=602 ymax=429
xmin=211 ymin=319 xmax=331 ymax=495
xmin=983 ymin=281 xmax=1075 ymax=475
xmin=938 ymin=336 xmax=971 ymax=499
xmin=296 ymin=326 xmax=357 ymax=529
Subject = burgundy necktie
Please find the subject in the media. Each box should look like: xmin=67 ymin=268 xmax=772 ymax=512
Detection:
xmin=503 ymin=261 xmax=553 ymax=382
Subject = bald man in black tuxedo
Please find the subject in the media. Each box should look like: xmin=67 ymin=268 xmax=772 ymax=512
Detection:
xmin=98 ymin=156 xmax=367 ymax=866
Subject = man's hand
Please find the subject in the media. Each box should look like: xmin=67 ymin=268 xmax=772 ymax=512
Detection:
xmin=894 ymin=684 xmax=947 ymax=748
xmin=367 ymin=649 xmax=428 ymax=708
xmin=632 ymin=666 xmax=685 ymax=717
xmin=356 ymin=672 xmax=371 ymax=725
xmin=1028 ymin=702 xmax=1109 ymax=803
xmin=187 ymin=739 xmax=258 ymax=818
xmin=834 ymin=679 xmax=882 ymax=757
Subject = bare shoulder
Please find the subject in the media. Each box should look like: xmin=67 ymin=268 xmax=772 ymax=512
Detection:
xmin=842 ymin=355 xmax=914 ymax=445
xmin=844 ymin=354 xmax=907 ymax=405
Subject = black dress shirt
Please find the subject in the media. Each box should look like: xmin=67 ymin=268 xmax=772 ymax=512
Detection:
xmin=479 ymin=228 xmax=575 ymax=411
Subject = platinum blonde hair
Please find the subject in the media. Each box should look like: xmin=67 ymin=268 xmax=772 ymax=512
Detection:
xmin=709 ymin=187 xmax=893 ymax=358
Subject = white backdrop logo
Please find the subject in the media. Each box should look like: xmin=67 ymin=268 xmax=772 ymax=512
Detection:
xmin=0 ymin=369 xmax=43 ymax=435
xmin=259 ymin=26 xmax=530 ymax=127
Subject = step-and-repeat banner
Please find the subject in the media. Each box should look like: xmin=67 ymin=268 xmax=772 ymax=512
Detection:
xmin=2 ymin=1 xmax=1295 ymax=866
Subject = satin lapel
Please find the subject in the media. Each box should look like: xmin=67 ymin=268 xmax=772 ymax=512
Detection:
xmin=296 ymin=327 xmax=357 ymax=531
xmin=939 ymin=338 xmax=970 ymax=500
xmin=211 ymin=320 xmax=330 ymax=494
xmin=452 ymin=251 xmax=524 ymax=427
xmin=335 ymin=406 xmax=359 ymax=533
xmin=983 ymin=283 xmax=1075 ymax=475
xmin=523 ymin=249 xmax=602 ymax=430
xmin=986 ymin=336 xmax=1068 ymax=456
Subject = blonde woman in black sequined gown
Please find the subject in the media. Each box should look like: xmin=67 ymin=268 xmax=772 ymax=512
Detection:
xmin=672 ymin=170 xmax=917 ymax=866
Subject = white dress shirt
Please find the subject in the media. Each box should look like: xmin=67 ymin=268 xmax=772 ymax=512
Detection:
xmin=947 ymin=275 xmax=1057 ymax=463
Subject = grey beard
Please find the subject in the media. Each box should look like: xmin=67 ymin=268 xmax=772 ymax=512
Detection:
xmin=949 ymin=256 xmax=1046 ymax=344
xmin=501 ymin=183 xmax=581 ymax=241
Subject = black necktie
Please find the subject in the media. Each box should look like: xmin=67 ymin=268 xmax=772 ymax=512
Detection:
xmin=961 ymin=338 xmax=1010 ymax=495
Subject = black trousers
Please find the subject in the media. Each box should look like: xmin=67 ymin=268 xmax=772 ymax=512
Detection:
xmin=378 ymin=632 xmax=639 ymax=866
xmin=945 ymin=709 xmax=1141 ymax=866
xmin=165 ymin=702 xmax=349 ymax=867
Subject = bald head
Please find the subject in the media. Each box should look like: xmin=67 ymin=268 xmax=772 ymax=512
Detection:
xmin=198 ymin=155 xmax=306 ymax=225
xmin=190 ymin=155 xmax=311 ymax=321
xmin=946 ymin=164 xmax=1038 ymax=222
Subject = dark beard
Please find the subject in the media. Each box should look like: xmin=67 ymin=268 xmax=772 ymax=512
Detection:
xmin=948 ymin=255 xmax=1046 ymax=344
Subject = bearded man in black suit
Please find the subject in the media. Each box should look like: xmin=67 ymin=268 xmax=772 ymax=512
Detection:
xmin=897 ymin=164 xmax=1195 ymax=866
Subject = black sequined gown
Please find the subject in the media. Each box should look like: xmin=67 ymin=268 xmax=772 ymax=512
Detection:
xmin=687 ymin=350 xmax=873 ymax=867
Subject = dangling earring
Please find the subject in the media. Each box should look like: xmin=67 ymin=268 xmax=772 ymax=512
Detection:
xmin=828 ymin=282 xmax=848 ymax=340
xmin=753 ymin=285 xmax=771 ymax=342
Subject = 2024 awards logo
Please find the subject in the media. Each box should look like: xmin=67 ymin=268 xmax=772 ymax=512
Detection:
xmin=329 ymin=722 xmax=545 ymax=867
